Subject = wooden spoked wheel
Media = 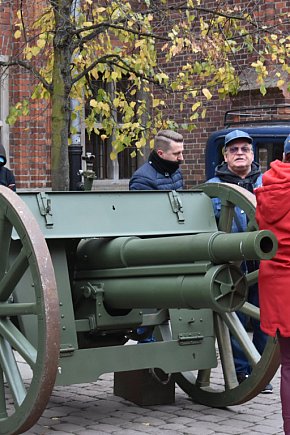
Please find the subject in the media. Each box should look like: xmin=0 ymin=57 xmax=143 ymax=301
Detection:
xmin=174 ymin=183 xmax=280 ymax=407
xmin=0 ymin=186 xmax=60 ymax=434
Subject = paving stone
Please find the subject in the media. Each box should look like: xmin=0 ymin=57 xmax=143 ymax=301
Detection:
xmin=11 ymin=365 xmax=285 ymax=435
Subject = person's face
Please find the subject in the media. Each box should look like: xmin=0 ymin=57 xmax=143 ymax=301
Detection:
xmin=224 ymin=139 xmax=254 ymax=176
xmin=157 ymin=141 xmax=184 ymax=163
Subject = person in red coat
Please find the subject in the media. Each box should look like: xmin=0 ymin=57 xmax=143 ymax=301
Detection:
xmin=255 ymin=133 xmax=290 ymax=435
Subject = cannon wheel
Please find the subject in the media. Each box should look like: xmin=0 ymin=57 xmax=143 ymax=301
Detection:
xmin=174 ymin=182 xmax=280 ymax=407
xmin=0 ymin=186 xmax=60 ymax=434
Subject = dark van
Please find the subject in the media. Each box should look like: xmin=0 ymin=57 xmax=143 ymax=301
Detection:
xmin=205 ymin=105 xmax=290 ymax=180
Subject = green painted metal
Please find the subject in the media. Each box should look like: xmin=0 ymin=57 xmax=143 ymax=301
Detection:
xmin=75 ymin=265 xmax=247 ymax=313
xmin=56 ymin=334 xmax=217 ymax=385
xmin=76 ymin=230 xmax=277 ymax=269
xmin=15 ymin=190 xmax=217 ymax=238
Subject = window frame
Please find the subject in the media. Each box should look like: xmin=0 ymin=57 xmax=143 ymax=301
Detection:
xmin=85 ymin=76 xmax=139 ymax=183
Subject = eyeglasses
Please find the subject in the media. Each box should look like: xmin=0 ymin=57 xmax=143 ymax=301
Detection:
xmin=226 ymin=146 xmax=252 ymax=154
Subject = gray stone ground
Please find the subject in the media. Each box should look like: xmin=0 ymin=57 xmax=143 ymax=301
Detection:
xmin=25 ymin=368 xmax=283 ymax=435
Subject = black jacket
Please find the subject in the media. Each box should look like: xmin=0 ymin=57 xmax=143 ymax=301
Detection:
xmin=0 ymin=144 xmax=16 ymax=191
xmin=129 ymin=150 xmax=184 ymax=190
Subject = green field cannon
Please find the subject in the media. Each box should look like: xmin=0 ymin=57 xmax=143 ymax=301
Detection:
xmin=0 ymin=183 xmax=280 ymax=434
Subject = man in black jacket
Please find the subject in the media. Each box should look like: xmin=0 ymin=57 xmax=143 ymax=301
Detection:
xmin=0 ymin=144 xmax=16 ymax=191
xmin=129 ymin=130 xmax=184 ymax=190
xmin=129 ymin=129 xmax=184 ymax=343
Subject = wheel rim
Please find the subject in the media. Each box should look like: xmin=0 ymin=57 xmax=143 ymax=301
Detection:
xmin=174 ymin=182 xmax=280 ymax=407
xmin=0 ymin=186 xmax=60 ymax=434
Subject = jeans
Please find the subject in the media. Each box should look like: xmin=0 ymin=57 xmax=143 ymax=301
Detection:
xmin=231 ymin=283 xmax=268 ymax=375
xmin=278 ymin=335 xmax=290 ymax=434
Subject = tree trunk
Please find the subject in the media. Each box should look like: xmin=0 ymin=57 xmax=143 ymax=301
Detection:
xmin=51 ymin=0 xmax=73 ymax=191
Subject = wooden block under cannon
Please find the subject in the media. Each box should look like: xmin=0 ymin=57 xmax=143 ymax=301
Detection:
xmin=114 ymin=369 xmax=175 ymax=406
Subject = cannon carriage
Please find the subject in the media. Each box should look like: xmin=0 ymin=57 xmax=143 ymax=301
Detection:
xmin=0 ymin=183 xmax=280 ymax=434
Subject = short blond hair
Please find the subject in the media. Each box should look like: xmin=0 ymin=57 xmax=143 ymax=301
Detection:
xmin=155 ymin=130 xmax=183 ymax=152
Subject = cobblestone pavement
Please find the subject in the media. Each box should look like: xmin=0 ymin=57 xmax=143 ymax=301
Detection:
xmin=25 ymin=368 xmax=283 ymax=435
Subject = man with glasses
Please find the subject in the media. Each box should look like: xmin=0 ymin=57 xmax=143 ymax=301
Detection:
xmin=207 ymin=129 xmax=273 ymax=393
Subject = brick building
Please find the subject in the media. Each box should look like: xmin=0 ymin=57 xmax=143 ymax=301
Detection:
xmin=0 ymin=0 xmax=289 ymax=190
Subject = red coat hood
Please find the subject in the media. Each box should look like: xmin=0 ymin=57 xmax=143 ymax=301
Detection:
xmin=255 ymin=160 xmax=290 ymax=225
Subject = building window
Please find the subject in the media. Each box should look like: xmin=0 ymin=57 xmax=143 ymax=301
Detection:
xmin=85 ymin=75 xmax=138 ymax=181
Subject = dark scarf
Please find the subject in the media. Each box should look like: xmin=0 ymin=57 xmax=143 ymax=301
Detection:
xmin=148 ymin=150 xmax=180 ymax=175
xmin=215 ymin=162 xmax=261 ymax=193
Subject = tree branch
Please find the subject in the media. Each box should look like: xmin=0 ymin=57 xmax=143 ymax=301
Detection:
xmin=0 ymin=59 xmax=52 ymax=92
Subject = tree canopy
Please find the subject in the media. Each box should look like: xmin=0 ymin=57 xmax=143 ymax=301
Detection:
xmin=1 ymin=0 xmax=289 ymax=190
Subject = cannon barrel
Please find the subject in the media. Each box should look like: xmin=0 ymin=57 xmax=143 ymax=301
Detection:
xmin=76 ymin=230 xmax=277 ymax=270
xmin=81 ymin=264 xmax=247 ymax=312
xmin=75 ymin=230 xmax=277 ymax=313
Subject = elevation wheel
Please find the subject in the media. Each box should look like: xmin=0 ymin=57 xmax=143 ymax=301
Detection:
xmin=0 ymin=186 xmax=60 ymax=434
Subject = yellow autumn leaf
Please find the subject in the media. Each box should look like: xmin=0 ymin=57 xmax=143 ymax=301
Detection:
xmin=37 ymin=39 xmax=46 ymax=49
xmin=14 ymin=30 xmax=22 ymax=39
xmin=202 ymin=88 xmax=212 ymax=100
xmin=113 ymin=98 xmax=120 ymax=107
xmin=135 ymin=40 xmax=145 ymax=48
xmin=111 ymin=71 xmax=119 ymax=81
xmin=31 ymin=46 xmax=40 ymax=56
xmin=90 ymin=99 xmax=98 ymax=108
xmin=277 ymin=79 xmax=285 ymax=88
xmin=191 ymin=102 xmax=201 ymax=112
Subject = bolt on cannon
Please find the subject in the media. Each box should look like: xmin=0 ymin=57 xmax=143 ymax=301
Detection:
xmin=0 ymin=183 xmax=280 ymax=434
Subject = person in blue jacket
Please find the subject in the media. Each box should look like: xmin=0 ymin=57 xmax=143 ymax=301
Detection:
xmin=129 ymin=129 xmax=184 ymax=190
xmin=207 ymin=129 xmax=272 ymax=393
xmin=0 ymin=144 xmax=16 ymax=191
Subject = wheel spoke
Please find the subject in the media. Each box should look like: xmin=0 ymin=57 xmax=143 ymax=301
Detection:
xmin=0 ymin=319 xmax=37 ymax=368
xmin=196 ymin=369 xmax=211 ymax=388
xmin=220 ymin=311 xmax=261 ymax=366
xmin=0 ymin=303 xmax=38 ymax=317
xmin=218 ymin=201 xmax=235 ymax=232
xmin=214 ymin=313 xmax=239 ymax=389
xmin=0 ymin=214 xmax=13 ymax=279
xmin=239 ymin=301 xmax=260 ymax=320
xmin=0 ymin=249 xmax=29 ymax=302
xmin=246 ymin=270 xmax=258 ymax=287
xmin=0 ymin=337 xmax=26 ymax=407
xmin=0 ymin=368 xmax=7 ymax=419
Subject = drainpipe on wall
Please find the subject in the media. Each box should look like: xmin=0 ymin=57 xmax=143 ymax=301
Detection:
xmin=68 ymin=0 xmax=83 ymax=191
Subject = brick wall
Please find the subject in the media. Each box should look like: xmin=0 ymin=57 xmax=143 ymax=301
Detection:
xmin=155 ymin=0 xmax=290 ymax=187
xmin=0 ymin=0 xmax=289 ymax=190
xmin=0 ymin=0 xmax=51 ymax=189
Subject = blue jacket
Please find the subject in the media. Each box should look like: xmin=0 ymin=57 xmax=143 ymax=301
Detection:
xmin=129 ymin=161 xmax=184 ymax=190
xmin=207 ymin=162 xmax=262 ymax=232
